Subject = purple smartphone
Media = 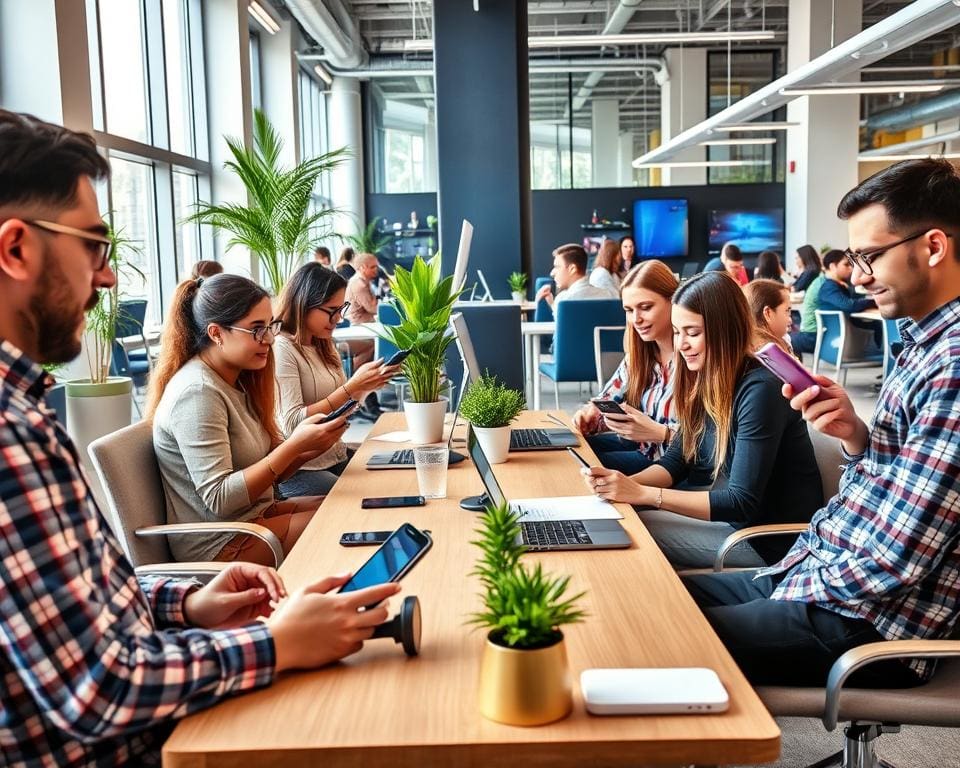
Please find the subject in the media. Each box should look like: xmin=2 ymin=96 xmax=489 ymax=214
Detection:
xmin=754 ymin=343 xmax=828 ymax=402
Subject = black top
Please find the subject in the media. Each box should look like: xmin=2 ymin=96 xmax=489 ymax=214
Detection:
xmin=656 ymin=361 xmax=823 ymax=562
xmin=337 ymin=263 xmax=356 ymax=280
xmin=793 ymin=268 xmax=821 ymax=292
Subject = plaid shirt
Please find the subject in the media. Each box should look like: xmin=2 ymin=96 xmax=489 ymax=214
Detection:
xmin=0 ymin=340 xmax=275 ymax=767
xmin=597 ymin=357 xmax=676 ymax=461
xmin=760 ymin=297 xmax=960 ymax=679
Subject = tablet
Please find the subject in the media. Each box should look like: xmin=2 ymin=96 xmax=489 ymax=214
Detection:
xmin=580 ymin=668 xmax=729 ymax=715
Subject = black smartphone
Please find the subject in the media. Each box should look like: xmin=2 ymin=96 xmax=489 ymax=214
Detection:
xmin=384 ymin=348 xmax=412 ymax=366
xmin=591 ymin=398 xmax=627 ymax=416
xmin=320 ymin=398 xmax=357 ymax=424
xmin=339 ymin=530 xmax=392 ymax=547
xmin=338 ymin=523 xmax=433 ymax=593
xmin=361 ymin=495 xmax=426 ymax=509
xmin=566 ymin=447 xmax=591 ymax=469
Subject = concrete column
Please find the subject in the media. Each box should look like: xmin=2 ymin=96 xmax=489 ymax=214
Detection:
xmin=785 ymin=1 xmax=862 ymax=253
xmin=660 ymin=47 xmax=707 ymax=186
xmin=0 ymin=1 xmax=62 ymax=122
xmin=328 ymin=77 xmax=365 ymax=236
xmin=591 ymin=98 xmax=619 ymax=187
xmin=260 ymin=17 xmax=299 ymax=166
xmin=424 ymin=107 xmax=438 ymax=191
xmin=617 ymin=131 xmax=634 ymax=187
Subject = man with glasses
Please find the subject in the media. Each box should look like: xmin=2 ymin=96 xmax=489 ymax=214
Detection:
xmin=681 ymin=158 xmax=960 ymax=689
xmin=0 ymin=111 xmax=399 ymax=766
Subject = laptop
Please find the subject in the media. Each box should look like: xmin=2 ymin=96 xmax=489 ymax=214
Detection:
xmin=366 ymin=403 xmax=467 ymax=469
xmin=476 ymin=269 xmax=495 ymax=302
xmin=449 ymin=313 xmax=579 ymax=452
xmin=467 ymin=428 xmax=631 ymax=551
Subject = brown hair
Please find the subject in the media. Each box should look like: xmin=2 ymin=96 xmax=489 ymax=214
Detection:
xmin=672 ymin=271 xmax=754 ymax=476
xmin=755 ymin=250 xmax=783 ymax=281
xmin=189 ymin=260 xmax=223 ymax=279
xmin=594 ymin=239 xmax=622 ymax=274
xmin=145 ymin=274 xmax=281 ymax=444
xmin=620 ymin=260 xmax=678 ymax=407
xmin=275 ymin=262 xmax=347 ymax=368
xmin=552 ymin=243 xmax=588 ymax=274
xmin=744 ymin=278 xmax=791 ymax=354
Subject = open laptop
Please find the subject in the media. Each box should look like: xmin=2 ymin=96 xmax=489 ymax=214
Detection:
xmin=476 ymin=269 xmax=495 ymax=302
xmin=467 ymin=428 xmax=631 ymax=551
xmin=449 ymin=312 xmax=579 ymax=452
xmin=366 ymin=402 xmax=467 ymax=469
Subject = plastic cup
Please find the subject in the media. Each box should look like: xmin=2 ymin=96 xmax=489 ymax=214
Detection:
xmin=413 ymin=445 xmax=449 ymax=499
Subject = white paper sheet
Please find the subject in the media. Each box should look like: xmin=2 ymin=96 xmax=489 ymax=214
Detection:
xmin=369 ymin=431 xmax=412 ymax=443
xmin=510 ymin=495 xmax=623 ymax=522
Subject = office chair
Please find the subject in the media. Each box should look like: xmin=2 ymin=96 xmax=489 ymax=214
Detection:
xmin=88 ymin=421 xmax=284 ymax=580
xmin=110 ymin=299 xmax=151 ymax=415
xmin=813 ymin=310 xmax=883 ymax=386
xmin=593 ymin=325 xmax=626 ymax=390
xmin=882 ymin=318 xmax=902 ymax=380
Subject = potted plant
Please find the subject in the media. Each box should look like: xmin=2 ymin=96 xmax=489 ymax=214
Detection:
xmin=507 ymin=271 xmax=527 ymax=303
xmin=187 ymin=109 xmax=346 ymax=295
xmin=471 ymin=502 xmax=586 ymax=726
xmin=377 ymin=254 xmax=462 ymax=443
xmin=338 ymin=218 xmax=392 ymax=257
xmin=459 ymin=374 xmax=525 ymax=464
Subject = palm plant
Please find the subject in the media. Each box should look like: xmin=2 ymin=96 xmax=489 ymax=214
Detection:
xmin=186 ymin=109 xmax=347 ymax=295
xmin=338 ymin=218 xmax=392 ymax=256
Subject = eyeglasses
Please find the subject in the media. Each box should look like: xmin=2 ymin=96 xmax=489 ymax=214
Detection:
xmin=314 ymin=301 xmax=350 ymax=321
xmin=24 ymin=219 xmax=112 ymax=271
xmin=843 ymin=230 xmax=931 ymax=276
xmin=226 ymin=320 xmax=283 ymax=344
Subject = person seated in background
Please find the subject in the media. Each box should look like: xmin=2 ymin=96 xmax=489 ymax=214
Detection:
xmin=588 ymin=238 xmax=622 ymax=297
xmin=148 ymin=274 xmax=351 ymax=566
xmin=573 ymin=261 xmax=678 ymax=475
xmin=274 ymin=263 xmax=400 ymax=494
xmin=190 ymin=258 xmax=223 ymax=279
xmin=745 ymin=279 xmax=795 ymax=355
xmin=791 ymin=243 xmax=822 ymax=292
xmin=0 ymin=109 xmax=399 ymax=766
xmin=704 ymin=242 xmax=749 ymax=286
xmin=335 ymin=246 xmax=355 ymax=279
xmin=313 ymin=246 xmax=332 ymax=266
xmin=753 ymin=250 xmax=788 ymax=284
xmin=681 ymin=157 xmax=960 ymax=689
xmin=581 ymin=271 xmax=822 ymax=569
xmin=790 ymin=248 xmax=877 ymax=356
xmin=619 ymin=235 xmax=637 ymax=275
xmin=344 ymin=252 xmax=381 ymax=367
xmin=535 ymin=242 xmax=612 ymax=308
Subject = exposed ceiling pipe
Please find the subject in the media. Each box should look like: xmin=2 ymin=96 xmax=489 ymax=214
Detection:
xmin=285 ymin=0 xmax=367 ymax=69
xmin=865 ymin=90 xmax=960 ymax=133
xmin=860 ymin=127 xmax=960 ymax=157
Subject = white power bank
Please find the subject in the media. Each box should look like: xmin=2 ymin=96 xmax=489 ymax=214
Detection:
xmin=580 ymin=668 xmax=730 ymax=715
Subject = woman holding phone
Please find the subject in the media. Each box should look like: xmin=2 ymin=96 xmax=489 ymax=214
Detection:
xmin=148 ymin=274 xmax=350 ymax=566
xmin=572 ymin=261 xmax=679 ymax=475
xmin=581 ymin=271 xmax=822 ymax=568
xmin=273 ymin=263 xmax=401 ymax=495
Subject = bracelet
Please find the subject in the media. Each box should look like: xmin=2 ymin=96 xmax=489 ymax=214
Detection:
xmin=266 ymin=456 xmax=280 ymax=478
xmin=341 ymin=384 xmax=354 ymax=400
xmin=656 ymin=487 xmax=663 ymax=509
xmin=663 ymin=424 xmax=671 ymax=444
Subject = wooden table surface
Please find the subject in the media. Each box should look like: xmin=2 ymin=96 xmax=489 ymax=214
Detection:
xmin=162 ymin=412 xmax=779 ymax=767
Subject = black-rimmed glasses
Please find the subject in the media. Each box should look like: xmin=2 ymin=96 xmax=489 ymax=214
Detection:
xmin=25 ymin=219 xmax=112 ymax=271
xmin=226 ymin=320 xmax=283 ymax=344
xmin=843 ymin=230 xmax=935 ymax=276
xmin=314 ymin=301 xmax=351 ymax=321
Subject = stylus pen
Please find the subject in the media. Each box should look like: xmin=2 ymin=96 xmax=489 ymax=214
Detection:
xmin=546 ymin=413 xmax=568 ymax=428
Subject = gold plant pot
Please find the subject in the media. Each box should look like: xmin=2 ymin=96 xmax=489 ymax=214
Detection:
xmin=478 ymin=631 xmax=573 ymax=726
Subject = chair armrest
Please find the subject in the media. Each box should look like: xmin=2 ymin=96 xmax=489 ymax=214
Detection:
xmin=136 ymin=522 xmax=284 ymax=568
xmin=823 ymin=639 xmax=960 ymax=731
xmin=134 ymin=562 xmax=229 ymax=579
xmin=714 ymin=523 xmax=808 ymax=571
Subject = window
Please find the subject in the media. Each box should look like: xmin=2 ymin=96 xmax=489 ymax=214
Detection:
xmin=249 ymin=30 xmax=262 ymax=113
xmin=97 ymin=0 xmax=150 ymax=143
xmin=298 ymin=68 xmax=334 ymax=241
xmin=172 ymin=169 xmax=202 ymax=279
xmin=367 ymin=78 xmax=437 ymax=194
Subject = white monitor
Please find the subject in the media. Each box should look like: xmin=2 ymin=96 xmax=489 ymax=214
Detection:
xmin=476 ymin=269 xmax=494 ymax=302
xmin=450 ymin=312 xmax=482 ymax=384
xmin=452 ymin=219 xmax=474 ymax=292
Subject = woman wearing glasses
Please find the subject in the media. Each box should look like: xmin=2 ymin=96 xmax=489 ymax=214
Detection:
xmin=272 ymin=263 xmax=401 ymax=496
xmin=147 ymin=274 xmax=350 ymax=566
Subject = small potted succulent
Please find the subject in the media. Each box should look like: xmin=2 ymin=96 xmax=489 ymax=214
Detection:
xmin=458 ymin=374 xmax=525 ymax=463
xmin=507 ymin=271 xmax=527 ymax=302
xmin=471 ymin=502 xmax=586 ymax=726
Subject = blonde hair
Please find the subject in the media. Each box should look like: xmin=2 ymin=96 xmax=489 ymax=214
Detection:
xmin=593 ymin=239 xmax=622 ymax=274
xmin=620 ymin=261 xmax=678 ymax=407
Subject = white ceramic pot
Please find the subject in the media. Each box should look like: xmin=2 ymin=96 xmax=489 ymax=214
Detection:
xmin=473 ymin=425 xmax=511 ymax=464
xmin=403 ymin=397 xmax=448 ymax=445
xmin=511 ymin=291 xmax=525 ymax=303
xmin=65 ymin=377 xmax=134 ymax=458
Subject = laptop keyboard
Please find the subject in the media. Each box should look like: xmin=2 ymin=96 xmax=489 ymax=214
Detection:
xmin=520 ymin=520 xmax=593 ymax=549
xmin=389 ymin=449 xmax=414 ymax=464
xmin=510 ymin=429 xmax=552 ymax=449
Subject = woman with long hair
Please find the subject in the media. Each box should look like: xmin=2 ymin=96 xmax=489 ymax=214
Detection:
xmin=581 ymin=271 xmax=822 ymax=568
xmin=147 ymin=274 xmax=350 ymax=566
xmin=754 ymin=250 xmax=787 ymax=283
xmin=273 ymin=263 xmax=401 ymax=496
xmin=572 ymin=261 xmax=678 ymax=475
xmin=588 ymin=238 xmax=622 ymax=296
xmin=792 ymin=244 xmax=822 ymax=291
xmin=619 ymin=235 xmax=636 ymax=274
xmin=335 ymin=246 xmax=356 ymax=279
xmin=745 ymin=279 xmax=794 ymax=355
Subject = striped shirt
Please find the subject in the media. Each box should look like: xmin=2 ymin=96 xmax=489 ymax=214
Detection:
xmin=597 ymin=356 xmax=675 ymax=461
xmin=760 ymin=297 xmax=960 ymax=679
xmin=0 ymin=340 xmax=275 ymax=767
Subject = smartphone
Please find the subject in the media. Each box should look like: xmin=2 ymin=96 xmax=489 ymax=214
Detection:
xmin=361 ymin=495 xmax=426 ymax=509
xmin=754 ymin=343 xmax=828 ymax=402
xmin=320 ymin=398 xmax=357 ymax=424
xmin=591 ymin=399 xmax=627 ymax=416
xmin=338 ymin=523 xmax=433 ymax=594
xmin=566 ymin=447 xmax=592 ymax=469
xmin=340 ymin=530 xmax=392 ymax=546
xmin=384 ymin=348 xmax=412 ymax=366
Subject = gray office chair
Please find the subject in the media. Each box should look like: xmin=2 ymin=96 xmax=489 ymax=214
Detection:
xmin=88 ymin=421 xmax=284 ymax=580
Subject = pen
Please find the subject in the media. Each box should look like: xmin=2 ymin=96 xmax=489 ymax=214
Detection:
xmin=546 ymin=413 xmax=568 ymax=428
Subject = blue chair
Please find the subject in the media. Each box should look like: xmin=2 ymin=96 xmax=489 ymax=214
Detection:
xmin=538 ymin=299 xmax=625 ymax=408
xmin=533 ymin=276 xmax=554 ymax=354
xmin=111 ymin=300 xmax=151 ymax=403
xmin=812 ymin=310 xmax=883 ymax=386
xmin=883 ymin=318 xmax=903 ymax=379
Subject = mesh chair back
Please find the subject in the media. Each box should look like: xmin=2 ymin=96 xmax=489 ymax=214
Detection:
xmin=552 ymin=299 xmax=625 ymax=382
xmin=88 ymin=420 xmax=171 ymax=567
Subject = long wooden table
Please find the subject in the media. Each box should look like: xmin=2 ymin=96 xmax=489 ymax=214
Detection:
xmin=163 ymin=411 xmax=779 ymax=767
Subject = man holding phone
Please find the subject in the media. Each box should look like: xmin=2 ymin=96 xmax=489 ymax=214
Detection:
xmin=682 ymin=158 xmax=960 ymax=689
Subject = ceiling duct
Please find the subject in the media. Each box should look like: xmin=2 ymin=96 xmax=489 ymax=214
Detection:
xmin=570 ymin=0 xmax=645 ymax=112
xmin=316 ymin=55 xmax=667 ymax=79
xmin=285 ymin=0 xmax=367 ymax=69
xmin=865 ymin=90 xmax=960 ymax=134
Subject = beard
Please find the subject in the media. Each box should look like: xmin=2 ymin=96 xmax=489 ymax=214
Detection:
xmin=26 ymin=244 xmax=100 ymax=365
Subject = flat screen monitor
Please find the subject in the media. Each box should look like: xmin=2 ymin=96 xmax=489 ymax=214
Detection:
xmin=633 ymin=198 xmax=689 ymax=259
xmin=707 ymin=208 xmax=784 ymax=255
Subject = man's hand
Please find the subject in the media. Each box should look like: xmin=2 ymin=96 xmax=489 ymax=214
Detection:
xmin=535 ymin=284 xmax=554 ymax=306
xmin=183 ymin=563 xmax=287 ymax=629
xmin=783 ymin=374 xmax=869 ymax=455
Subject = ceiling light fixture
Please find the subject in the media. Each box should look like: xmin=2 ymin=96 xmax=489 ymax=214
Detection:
xmin=716 ymin=121 xmax=799 ymax=132
xmin=858 ymin=129 xmax=960 ymax=157
xmin=313 ymin=64 xmax=333 ymax=87
xmin=700 ymin=137 xmax=777 ymax=146
xmin=248 ymin=1 xmax=279 ymax=35
xmin=632 ymin=159 xmax=769 ymax=169
xmin=780 ymin=80 xmax=959 ymax=96
xmin=857 ymin=152 xmax=960 ymax=162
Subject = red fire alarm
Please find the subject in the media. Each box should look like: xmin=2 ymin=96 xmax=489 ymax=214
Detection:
xmin=789 ymin=160 xmax=796 ymax=173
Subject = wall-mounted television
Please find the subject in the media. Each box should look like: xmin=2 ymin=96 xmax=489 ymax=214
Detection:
xmin=633 ymin=198 xmax=689 ymax=259
xmin=707 ymin=208 xmax=784 ymax=255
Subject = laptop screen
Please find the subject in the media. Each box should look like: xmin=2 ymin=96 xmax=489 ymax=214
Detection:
xmin=450 ymin=312 xmax=481 ymax=385
xmin=467 ymin=426 xmax=506 ymax=507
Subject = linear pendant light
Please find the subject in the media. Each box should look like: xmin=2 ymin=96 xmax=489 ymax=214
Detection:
xmin=781 ymin=80 xmax=959 ymax=96
xmin=858 ymin=153 xmax=960 ymax=162
xmin=633 ymin=159 xmax=769 ymax=169
xmin=717 ymin=122 xmax=799 ymax=131
xmin=248 ymin=1 xmax=279 ymax=35
xmin=700 ymin=137 xmax=777 ymax=146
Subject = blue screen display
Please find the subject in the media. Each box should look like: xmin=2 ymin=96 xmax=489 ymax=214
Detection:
xmin=633 ymin=198 xmax=689 ymax=258
xmin=708 ymin=209 xmax=784 ymax=255
xmin=340 ymin=527 xmax=425 ymax=592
